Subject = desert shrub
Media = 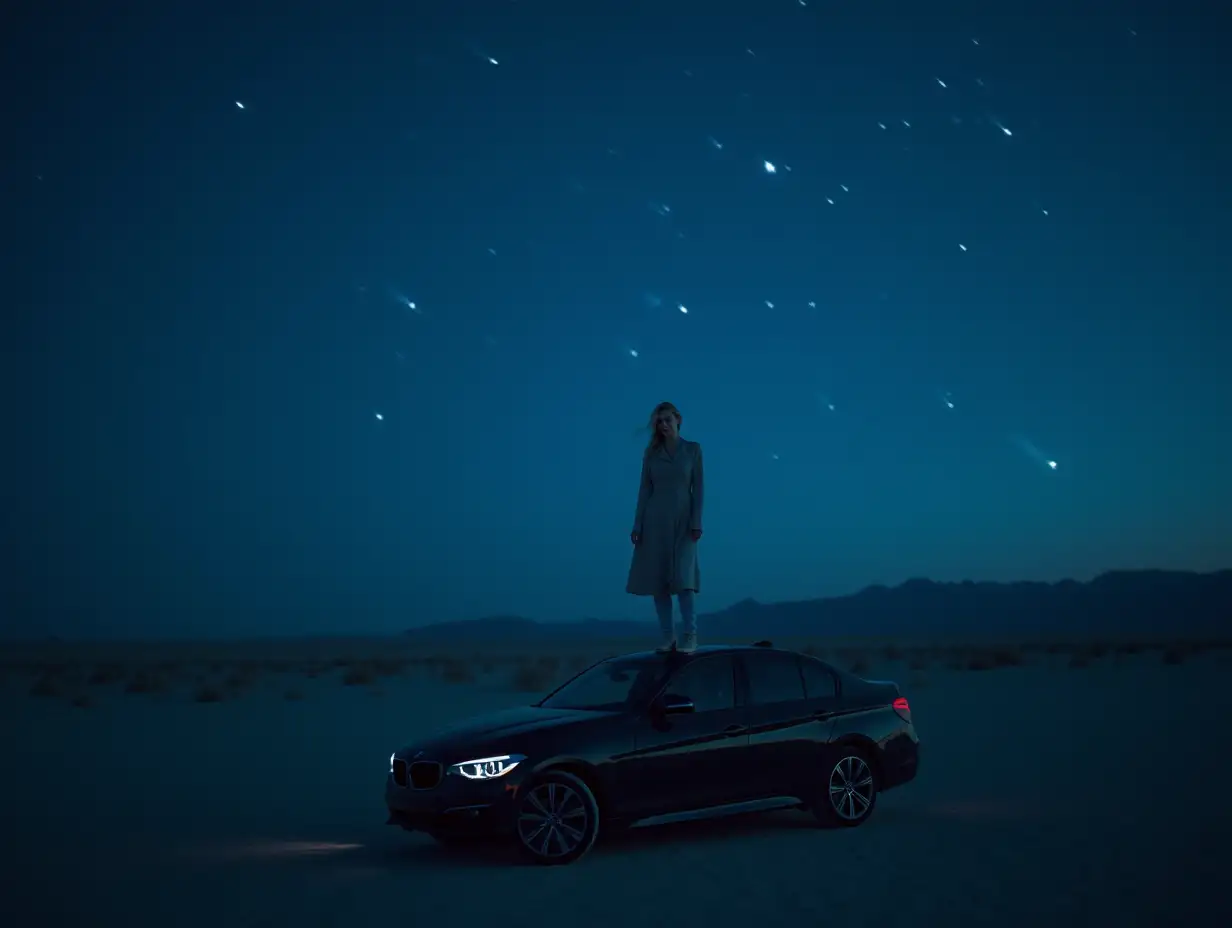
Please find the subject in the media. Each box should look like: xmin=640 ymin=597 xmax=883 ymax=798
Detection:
xmin=539 ymin=655 xmax=562 ymax=675
xmin=568 ymin=655 xmax=593 ymax=673
xmin=1068 ymin=652 xmax=1091 ymax=668
xmin=1115 ymin=642 xmax=1144 ymax=656
xmin=156 ymin=661 xmax=190 ymax=683
xmin=510 ymin=657 xmax=559 ymax=693
xmin=965 ymin=654 xmax=994 ymax=671
xmin=87 ymin=664 xmax=127 ymax=686
xmin=881 ymin=645 xmax=904 ymax=662
xmin=1161 ymin=646 xmax=1187 ymax=665
xmin=342 ymin=663 xmax=378 ymax=686
xmin=371 ymin=658 xmax=408 ymax=678
xmin=224 ymin=666 xmax=260 ymax=692
xmin=987 ymin=647 xmax=1024 ymax=668
xmin=439 ymin=658 xmax=476 ymax=684
xmin=193 ymin=684 xmax=225 ymax=703
xmin=30 ymin=673 xmax=64 ymax=698
xmin=124 ymin=670 xmax=168 ymax=694
xmin=906 ymin=647 xmax=931 ymax=670
xmin=836 ymin=648 xmax=870 ymax=675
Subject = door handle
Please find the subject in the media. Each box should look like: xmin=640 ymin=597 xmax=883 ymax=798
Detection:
xmin=722 ymin=724 xmax=747 ymax=736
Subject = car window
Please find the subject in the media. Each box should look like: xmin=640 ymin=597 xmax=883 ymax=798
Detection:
xmin=799 ymin=656 xmax=838 ymax=699
xmin=743 ymin=650 xmax=806 ymax=705
xmin=664 ymin=656 xmax=735 ymax=713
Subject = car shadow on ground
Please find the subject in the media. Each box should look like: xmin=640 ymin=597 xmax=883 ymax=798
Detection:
xmin=285 ymin=810 xmax=840 ymax=873
xmin=188 ymin=796 xmax=1032 ymax=877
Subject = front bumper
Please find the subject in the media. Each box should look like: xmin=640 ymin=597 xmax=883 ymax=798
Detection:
xmin=385 ymin=768 xmax=528 ymax=836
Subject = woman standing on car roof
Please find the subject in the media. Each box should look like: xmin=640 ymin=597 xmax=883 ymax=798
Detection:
xmin=626 ymin=401 xmax=704 ymax=653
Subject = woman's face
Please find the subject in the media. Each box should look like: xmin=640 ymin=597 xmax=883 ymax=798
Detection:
xmin=655 ymin=409 xmax=680 ymax=438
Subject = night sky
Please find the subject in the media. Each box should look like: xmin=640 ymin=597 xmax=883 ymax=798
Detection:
xmin=6 ymin=1 xmax=1230 ymax=638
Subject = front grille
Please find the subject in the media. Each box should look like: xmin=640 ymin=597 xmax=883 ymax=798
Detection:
xmin=409 ymin=761 xmax=443 ymax=790
xmin=392 ymin=759 xmax=408 ymax=787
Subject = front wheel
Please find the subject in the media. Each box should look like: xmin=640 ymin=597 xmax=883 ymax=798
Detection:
xmin=514 ymin=770 xmax=600 ymax=865
xmin=813 ymin=748 xmax=878 ymax=827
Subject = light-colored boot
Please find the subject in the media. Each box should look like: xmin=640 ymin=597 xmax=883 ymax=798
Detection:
xmin=677 ymin=632 xmax=698 ymax=653
xmin=656 ymin=633 xmax=677 ymax=652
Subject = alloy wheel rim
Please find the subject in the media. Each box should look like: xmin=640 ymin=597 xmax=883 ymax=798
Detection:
xmin=828 ymin=755 xmax=874 ymax=821
xmin=517 ymin=782 xmax=588 ymax=857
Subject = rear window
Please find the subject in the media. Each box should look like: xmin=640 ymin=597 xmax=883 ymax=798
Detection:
xmin=743 ymin=650 xmax=806 ymax=705
xmin=799 ymin=657 xmax=837 ymax=699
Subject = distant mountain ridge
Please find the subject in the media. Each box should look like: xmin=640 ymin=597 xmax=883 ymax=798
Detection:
xmin=404 ymin=570 xmax=1232 ymax=641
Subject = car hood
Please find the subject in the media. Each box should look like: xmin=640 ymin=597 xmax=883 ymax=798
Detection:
xmin=400 ymin=705 xmax=615 ymax=760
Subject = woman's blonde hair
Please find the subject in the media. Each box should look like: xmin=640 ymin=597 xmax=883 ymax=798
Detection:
xmin=644 ymin=401 xmax=682 ymax=454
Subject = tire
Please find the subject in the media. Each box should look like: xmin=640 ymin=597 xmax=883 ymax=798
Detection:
xmin=514 ymin=770 xmax=601 ymax=865
xmin=813 ymin=747 xmax=878 ymax=828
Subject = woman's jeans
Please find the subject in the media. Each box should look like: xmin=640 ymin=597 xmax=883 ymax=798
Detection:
xmin=653 ymin=590 xmax=696 ymax=639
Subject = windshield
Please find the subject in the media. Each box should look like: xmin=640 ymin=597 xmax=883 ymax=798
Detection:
xmin=539 ymin=656 xmax=671 ymax=711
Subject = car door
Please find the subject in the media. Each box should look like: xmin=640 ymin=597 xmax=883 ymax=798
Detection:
xmin=617 ymin=655 xmax=749 ymax=819
xmin=738 ymin=650 xmax=838 ymax=801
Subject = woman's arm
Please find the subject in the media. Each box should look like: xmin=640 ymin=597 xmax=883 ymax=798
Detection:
xmin=632 ymin=454 xmax=653 ymax=536
xmin=689 ymin=443 xmax=704 ymax=533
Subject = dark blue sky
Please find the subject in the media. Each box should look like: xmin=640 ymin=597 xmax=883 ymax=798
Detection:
xmin=6 ymin=1 xmax=1230 ymax=638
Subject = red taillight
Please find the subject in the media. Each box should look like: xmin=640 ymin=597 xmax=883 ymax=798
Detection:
xmin=892 ymin=696 xmax=911 ymax=721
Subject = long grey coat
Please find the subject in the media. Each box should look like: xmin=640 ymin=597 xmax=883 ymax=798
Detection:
xmin=626 ymin=438 xmax=704 ymax=596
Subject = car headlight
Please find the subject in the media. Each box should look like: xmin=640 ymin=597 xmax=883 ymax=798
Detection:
xmin=390 ymin=753 xmax=396 ymax=773
xmin=449 ymin=754 xmax=526 ymax=780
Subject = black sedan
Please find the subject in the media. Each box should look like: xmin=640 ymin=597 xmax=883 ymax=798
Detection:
xmin=386 ymin=641 xmax=920 ymax=865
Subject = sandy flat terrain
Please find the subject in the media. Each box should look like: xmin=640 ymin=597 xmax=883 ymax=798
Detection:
xmin=2 ymin=638 xmax=1226 ymax=927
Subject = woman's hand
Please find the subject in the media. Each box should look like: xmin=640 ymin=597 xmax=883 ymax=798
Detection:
xmin=630 ymin=532 xmax=641 ymax=545
xmin=690 ymin=529 xmax=703 ymax=541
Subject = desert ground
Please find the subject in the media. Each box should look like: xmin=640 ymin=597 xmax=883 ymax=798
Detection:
xmin=2 ymin=634 xmax=1228 ymax=927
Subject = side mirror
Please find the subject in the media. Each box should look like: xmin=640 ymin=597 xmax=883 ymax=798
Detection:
xmin=659 ymin=693 xmax=695 ymax=715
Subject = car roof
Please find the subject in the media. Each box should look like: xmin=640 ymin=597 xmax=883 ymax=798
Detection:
xmin=616 ymin=642 xmax=801 ymax=662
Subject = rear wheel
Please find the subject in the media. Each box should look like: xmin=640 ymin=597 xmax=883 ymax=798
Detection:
xmin=813 ymin=748 xmax=878 ymax=827
xmin=514 ymin=770 xmax=600 ymax=865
